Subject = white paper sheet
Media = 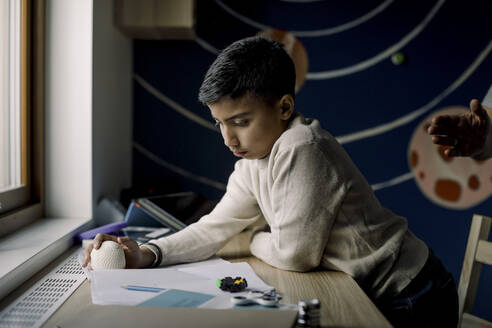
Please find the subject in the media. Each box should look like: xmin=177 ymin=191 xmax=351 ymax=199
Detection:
xmin=87 ymin=256 xmax=276 ymax=309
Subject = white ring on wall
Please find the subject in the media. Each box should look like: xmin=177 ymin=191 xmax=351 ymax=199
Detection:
xmin=307 ymin=0 xmax=445 ymax=79
xmin=336 ymin=38 xmax=492 ymax=144
xmin=371 ymin=172 xmax=414 ymax=191
xmin=196 ymin=36 xmax=220 ymax=55
xmin=215 ymin=0 xmax=394 ymax=37
xmin=133 ymin=142 xmax=227 ymax=191
xmin=198 ymin=1 xmax=445 ymax=80
xmin=134 ymin=74 xmax=219 ymax=132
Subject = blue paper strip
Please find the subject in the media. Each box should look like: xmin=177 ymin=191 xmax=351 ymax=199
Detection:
xmin=138 ymin=289 xmax=214 ymax=308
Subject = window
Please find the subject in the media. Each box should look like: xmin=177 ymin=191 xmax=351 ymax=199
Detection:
xmin=0 ymin=0 xmax=44 ymax=226
xmin=0 ymin=0 xmax=26 ymax=211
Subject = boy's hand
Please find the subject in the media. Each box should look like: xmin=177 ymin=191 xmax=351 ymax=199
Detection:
xmin=427 ymin=99 xmax=490 ymax=158
xmin=82 ymin=233 xmax=150 ymax=269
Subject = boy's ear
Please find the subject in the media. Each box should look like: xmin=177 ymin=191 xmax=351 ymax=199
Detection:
xmin=279 ymin=94 xmax=294 ymax=120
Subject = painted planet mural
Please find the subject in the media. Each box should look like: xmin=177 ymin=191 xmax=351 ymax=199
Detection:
xmin=408 ymin=106 xmax=492 ymax=209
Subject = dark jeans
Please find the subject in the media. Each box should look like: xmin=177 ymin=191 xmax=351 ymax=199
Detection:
xmin=375 ymin=249 xmax=458 ymax=328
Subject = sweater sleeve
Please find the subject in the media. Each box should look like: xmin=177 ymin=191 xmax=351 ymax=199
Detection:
xmin=149 ymin=161 xmax=262 ymax=266
xmin=249 ymin=141 xmax=348 ymax=272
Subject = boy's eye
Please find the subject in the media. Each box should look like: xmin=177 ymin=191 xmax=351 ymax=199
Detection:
xmin=214 ymin=119 xmax=249 ymax=127
xmin=233 ymin=120 xmax=249 ymax=127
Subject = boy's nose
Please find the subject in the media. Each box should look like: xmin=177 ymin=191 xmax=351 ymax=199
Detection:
xmin=222 ymin=127 xmax=239 ymax=148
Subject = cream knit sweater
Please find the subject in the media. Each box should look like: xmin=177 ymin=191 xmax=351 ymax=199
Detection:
xmin=149 ymin=113 xmax=428 ymax=299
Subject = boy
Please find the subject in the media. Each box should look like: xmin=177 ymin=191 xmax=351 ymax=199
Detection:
xmin=84 ymin=37 xmax=458 ymax=327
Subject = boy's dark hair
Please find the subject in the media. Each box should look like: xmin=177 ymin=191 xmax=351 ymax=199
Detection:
xmin=198 ymin=36 xmax=296 ymax=106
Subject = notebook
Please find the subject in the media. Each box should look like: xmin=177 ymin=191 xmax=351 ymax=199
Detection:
xmin=123 ymin=192 xmax=216 ymax=242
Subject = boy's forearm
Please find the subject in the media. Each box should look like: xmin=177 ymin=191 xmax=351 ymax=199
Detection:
xmin=249 ymin=231 xmax=320 ymax=272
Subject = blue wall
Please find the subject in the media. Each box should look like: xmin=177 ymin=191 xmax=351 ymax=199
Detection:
xmin=132 ymin=0 xmax=492 ymax=319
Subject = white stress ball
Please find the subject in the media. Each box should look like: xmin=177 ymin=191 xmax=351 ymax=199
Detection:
xmin=90 ymin=240 xmax=126 ymax=270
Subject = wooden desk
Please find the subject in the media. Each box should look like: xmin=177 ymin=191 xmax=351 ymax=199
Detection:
xmin=225 ymin=256 xmax=391 ymax=327
xmin=216 ymin=231 xmax=392 ymax=328
xmin=2 ymin=231 xmax=391 ymax=328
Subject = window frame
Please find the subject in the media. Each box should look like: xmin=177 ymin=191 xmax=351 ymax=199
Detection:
xmin=0 ymin=0 xmax=44 ymax=236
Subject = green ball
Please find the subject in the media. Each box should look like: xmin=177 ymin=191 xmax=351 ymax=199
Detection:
xmin=391 ymin=52 xmax=405 ymax=65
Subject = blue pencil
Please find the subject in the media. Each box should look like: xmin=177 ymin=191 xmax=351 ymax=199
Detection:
xmin=122 ymin=285 xmax=165 ymax=293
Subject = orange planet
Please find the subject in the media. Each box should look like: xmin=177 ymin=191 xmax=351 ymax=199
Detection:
xmin=408 ymin=106 xmax=492 ymax=209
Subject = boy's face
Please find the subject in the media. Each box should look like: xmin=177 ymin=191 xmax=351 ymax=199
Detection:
xmin=209 ymin=94 xmax=293 ymax=160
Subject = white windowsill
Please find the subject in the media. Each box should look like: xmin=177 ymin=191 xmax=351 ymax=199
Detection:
xmin=0 ymin=217 xmax=93 ymax=300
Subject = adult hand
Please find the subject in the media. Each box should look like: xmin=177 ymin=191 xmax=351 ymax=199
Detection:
xmin=427 ymin=99 xmax=491 ymax=159
xmin=82 ymin=233 xmax=149 ymax=269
